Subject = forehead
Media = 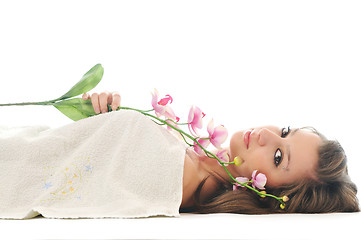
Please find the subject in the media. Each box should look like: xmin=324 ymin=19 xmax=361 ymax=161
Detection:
xmin=288 ymin=128 xmax=322 ymax=179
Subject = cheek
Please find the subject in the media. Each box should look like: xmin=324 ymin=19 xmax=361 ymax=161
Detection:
xmin=231 ymin=133 xmax=277 ymax=183
xmin=247 ymin=151 xmax=285 ymax=187
xmin=229 ymin=132 xmax=243 ymax=158
xmin=246 ymin=150 xmax=273 ymax=177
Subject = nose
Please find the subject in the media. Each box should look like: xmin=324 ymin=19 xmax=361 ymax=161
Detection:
xmin=257 ymin=128 xmax=279 ymax=146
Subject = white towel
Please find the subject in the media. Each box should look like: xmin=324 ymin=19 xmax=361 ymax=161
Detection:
xmin=0 ymin=110 xmax=186 ymax=219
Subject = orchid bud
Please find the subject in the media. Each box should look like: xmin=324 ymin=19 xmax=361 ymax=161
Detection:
xmin=259 ymin=191 xmax=267 ymax=198
xmin=234 ymin=156 xmax=242 ymax=166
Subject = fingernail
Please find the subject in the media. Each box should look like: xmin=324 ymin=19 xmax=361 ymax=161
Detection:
xmin=95 ymin=108 xmax=100 ymax=114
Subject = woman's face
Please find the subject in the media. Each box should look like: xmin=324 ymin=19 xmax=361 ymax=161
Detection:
xmin=229 ymin=126 xmax=322 ymax=187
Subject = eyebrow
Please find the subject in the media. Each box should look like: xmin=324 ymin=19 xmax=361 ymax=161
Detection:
xmin=286 ymin=128 xmax=299 ymax=171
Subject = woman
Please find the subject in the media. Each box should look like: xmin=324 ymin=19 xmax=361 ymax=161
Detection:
xmin=83 ymin=91 xmax=360 ymax=214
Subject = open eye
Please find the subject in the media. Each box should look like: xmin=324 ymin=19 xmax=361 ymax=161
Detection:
xmin=281 ymin=126 xmax=290 ymax=138
xmin=274 ymin=148 xmax=282 ymax=167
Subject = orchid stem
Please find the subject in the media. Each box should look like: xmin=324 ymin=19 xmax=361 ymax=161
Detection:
xmin=0 ymin=100 xmax=58 ymax=106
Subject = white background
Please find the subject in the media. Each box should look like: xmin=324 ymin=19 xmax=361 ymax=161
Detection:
xmin=0 ymin=0 xmax=360 ymax=239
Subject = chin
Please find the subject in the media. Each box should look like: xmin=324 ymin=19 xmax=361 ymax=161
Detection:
xmin=229 ymin=131 xmax=245 ymax=160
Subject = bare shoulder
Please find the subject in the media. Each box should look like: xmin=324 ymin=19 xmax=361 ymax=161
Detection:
xmin=180 ymin=149 xmax=202 ymax=208
xmin=181 ymin=149 xmax=228 ymax=209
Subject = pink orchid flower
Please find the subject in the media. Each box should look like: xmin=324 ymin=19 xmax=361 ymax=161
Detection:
xmin=193 ymin=138 xmax=210 ymax=155
xmin=188 ymin=106 xmax=205 ymax=137
xmin=151 ymin=89 xmax=164 ymax=116
xmin=158 ymin=94 xmax=173 ymax=106
xmin=151 ymin=89 xmax=179 ymax=121
xmin=233 ymin=177 xmax=250 ymax=191
xmin=251 ymin=170 xmax=267 ymax=190
xmin=216 ymin=149 xmax=230 ymax=166
xmin=163 ymin=107 xmax=180 ymax=122
xmin=207 ymin=119 xmax=228 ymax=149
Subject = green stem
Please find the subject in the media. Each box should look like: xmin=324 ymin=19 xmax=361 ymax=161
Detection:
xmin=179 ymin=132 xmax=194 ymax=147
xmin=142 ymin=109 xmax=154 ymax=113
xmin=0 ymin=100 xmax=57 ymax=106
xmin=164 ymin=119 xmax=189 ymax=126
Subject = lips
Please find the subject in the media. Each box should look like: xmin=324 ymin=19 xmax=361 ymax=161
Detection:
xmin=243 ymin=130 xmax=252 ymax=149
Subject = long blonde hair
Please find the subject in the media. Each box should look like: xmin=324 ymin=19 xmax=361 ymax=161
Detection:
xmin=186 ymin=128 xmax=360 ymax=214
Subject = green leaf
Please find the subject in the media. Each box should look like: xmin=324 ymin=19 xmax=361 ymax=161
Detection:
xmin=53 ymin=98 xmax=97 ymax=121
xmin=55 ymin=64 xmax=104 ymax=101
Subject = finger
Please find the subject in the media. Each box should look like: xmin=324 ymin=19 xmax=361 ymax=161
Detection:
xmin=111 ymin=91 xmax=121 ymax=111
xmin=99 ymin=91 xmax=110 ymax=113
xmin=91 ymin=93 xmax=100 ymax=114
xmin=82 ymin=93 xmax=89 ymax=100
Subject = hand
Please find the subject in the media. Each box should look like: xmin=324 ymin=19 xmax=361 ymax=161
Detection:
xmin=82 ymin=91 xmax=121 ymax=114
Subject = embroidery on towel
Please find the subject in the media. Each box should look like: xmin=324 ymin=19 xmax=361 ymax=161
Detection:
xmin=40 ymin=154 xmax=94 ymax=203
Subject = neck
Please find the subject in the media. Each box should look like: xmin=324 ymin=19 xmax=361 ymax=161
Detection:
xmin=185 ymin=147 xmax=237 ymax=205
xmin=188 ymin=147 xmax=237 ymax=187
